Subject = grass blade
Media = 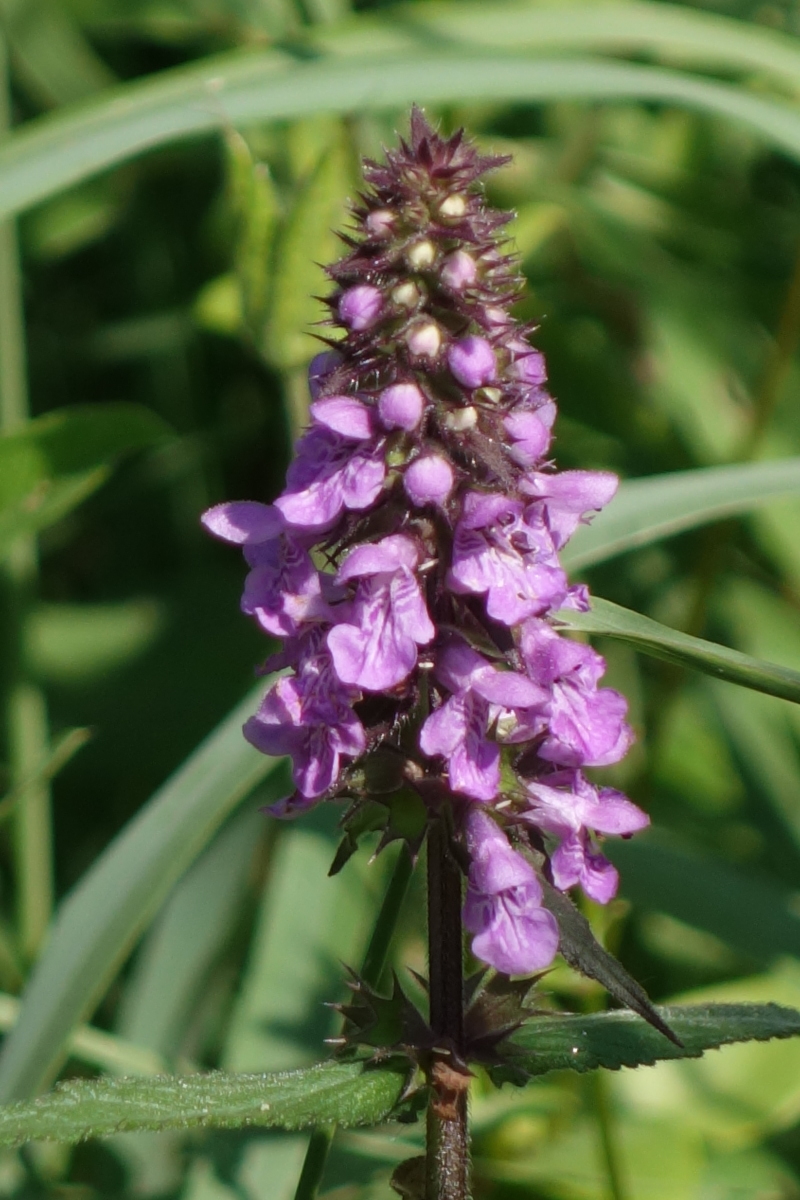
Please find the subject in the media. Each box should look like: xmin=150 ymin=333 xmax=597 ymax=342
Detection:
xmin=557 ymin=597 xmax=800 ymax=705
xmin=0 ymin=685 xmax=287 ymax=1102
xmin=563 ymin=458 xmax=800 ymax=570
xmin=4 ymin=54 xmax=800 ymax=221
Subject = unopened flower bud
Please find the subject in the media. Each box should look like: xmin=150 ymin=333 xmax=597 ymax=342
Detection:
xmin=366 ymin=209 xmax=395 ymax=237
xmin=408 ymin=240 xmax=436 ymax=269
xmin=439 ymin=194 xmax=467 ymax=218
xmin=441 ymin=250 xmax=477 ymax=291
xmin=378 ymin=382 xmax=425 ymax=431
xmin=509 ymin=341 xmax=547 ymax=386
xmin=392 ymin=281 xmax=420 ymax=308
xmin=448 ymin=335 xmax=496 ymax=388
xmin=445 ymin=406 xmax=478 ymax=431
xmin=338 ymin=285 xmax=383 ymax=331
xmin=404 ymin=454 xmax=454 ymax=507
xmin=407 ymin=322 xmax=442 ymax=360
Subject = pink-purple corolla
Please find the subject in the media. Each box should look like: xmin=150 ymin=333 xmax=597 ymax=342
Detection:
xmin=202 ymin=110 xmax=647 ymax=980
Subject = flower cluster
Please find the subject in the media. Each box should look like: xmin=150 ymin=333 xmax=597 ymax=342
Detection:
xmin=203 ymin=110 xmax=648 ymax=976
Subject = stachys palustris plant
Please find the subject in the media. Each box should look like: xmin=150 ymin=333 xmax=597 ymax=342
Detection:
xmin=202 ymin=108 xmax=656 ymax=1200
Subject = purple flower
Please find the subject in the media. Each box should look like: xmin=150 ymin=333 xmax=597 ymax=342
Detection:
xmin=244 ymin=647 xmax=365 ymax=798
xmin=404 ymin=454 xmax=454 ymax=507
xmin=448 ymin=336 xmax=496 ymax=388
xmin=419 ymin=639 xmax=547 ymax=801
xmin=378 ymin=382 xmax=425 ymax=431
xmin=463 ymin=810 xmax=559 ymax=975
xmin=523 ymin=772 xmax=648 ymax=903
xmin=275 ymin=426 xmax=385 ymax=531
xmin=338 ymin=285 xmax=383 ymax=330
xmin=521 ymin=470 xmax=618 ymax=549
xmin=448 ymin=492 xmax=568 ymax=625
xmin=520 ymin=621 xmax=633 ymax=767
xmin=327 ymin=534 xmax=435 ymax=691
xmin=201 ymin=501 xmax=329 ymax=637
xmin=310 ymin=395 xmax=375 ymax=440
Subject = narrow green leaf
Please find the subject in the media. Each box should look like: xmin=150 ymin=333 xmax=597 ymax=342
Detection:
xmin=316 ymin=2 xmax=800 ymax=92
xmin=556 ymin=597 xmax=800 ymax=705
xmin=0 ymin=1060 xmax=407 ymax=1147
xmin=499 ymin=1003 xmax=800 ymax=1078
xmin=5 ymin=53 xmax=800 ymax=222
xmin=0 ymin=686 xmax=288 ymax=1103
xmin=563 ymin=458 xmax=800 ymax=570
xmin=0 ymin=403 xmax=170 ymax=555
xmin=609 ymin=834 xmax=800 ymax=964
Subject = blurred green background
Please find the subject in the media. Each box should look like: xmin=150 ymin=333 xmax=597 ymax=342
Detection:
xmin=4 ymin=0 xmax=800 ymax=1195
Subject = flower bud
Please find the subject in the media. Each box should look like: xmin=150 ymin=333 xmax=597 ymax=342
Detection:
xmin=448 ymin=335 xmax=496 ymax=388
xmin=407 ymin=240 xmax=436 ymax=269
xmin=407 ymin=322 xmax=442 ymax=360
xmin=404 ymin=454 xmax=454 ymax=507
xmin=392 ymin=281 xmax=420 ymax=308
xmin=439 ymin=194 xmax=467 ymax=218
xmin=378 ymin=382 xmax=425 ymax=431
xmin=366 ymin=209 xmax=395 ymax=238
xmin=441 ymin=250 xmax=477 ymax=291
xmin=445 ymin=406 xmax=478 ymax=431
xmin=338 ymin=285 xmax=383 ymax=331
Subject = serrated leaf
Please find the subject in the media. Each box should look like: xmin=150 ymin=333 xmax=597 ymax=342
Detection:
xmin=0 ymin=1060 xmax=408 ymax=1148
xmin=556 ymin=597 xmax=800 ymax=705
xmin=497 ymin=1003 xmax=800 ymax=1079
xmin=563 ymin=458 xmax=800 ymax=570
xmin=542 ymin=882 xmax=679 ymax=1045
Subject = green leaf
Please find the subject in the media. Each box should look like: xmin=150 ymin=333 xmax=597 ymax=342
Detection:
xmin=609 ymin=834 xmax=800 ymax=964
xmin=556 ymin=597 xmax=800 ymax=705
xmin=316 ymin=1 xmax=800 ymax=91
xmin=0 ymin=403 xmax=170 ymax=555
xmin=262 ymin=128 xmax=351 ymax=370
xmin=0 ymin=686 xmax=288 ymax=1103
xmin=563 ymin=458 xmax=800 ymax=570
xmin=499 ymin=1003 xmax=800 ymax=1079
xmin=5 ymin=52 xmax=800 ymax=222
xmin=0 ymin=1060 xmax=408 ymax=1147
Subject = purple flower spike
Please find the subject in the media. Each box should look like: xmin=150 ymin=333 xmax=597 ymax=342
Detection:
xmin=404 ymin=454 xmax=454 ymax=507
xmin=327 ymin=534 xmax=435 ymax=690
xmin=204 ymin=109 xmax=644 ymax=971
xmin=448 ymin=336 xmax=496 ymax=388
xmin=378 ymin=382 xmax=425 ymax=431
xmin=338 ymin=285 xmax=383 ymax=331
xmin=463 ymin=810 xmax=559 ymax=975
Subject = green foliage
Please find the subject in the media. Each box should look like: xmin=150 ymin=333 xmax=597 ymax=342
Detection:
xmin=0 ymin=1060 xmax=409 ymax=1146
xmin=4 ymin=0 xmax=800 ymax=1195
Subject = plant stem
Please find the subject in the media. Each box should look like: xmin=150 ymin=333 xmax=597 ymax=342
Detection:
xmin=425 ymin=814 xmax=469 ymax=1200
xmin=591 ymin=1072 xmax=627 ymax=1200
xmin=0 ymin=33 xmax=54 ymax=964
xmin=291 ymin=843 xmax=414 ymax=1200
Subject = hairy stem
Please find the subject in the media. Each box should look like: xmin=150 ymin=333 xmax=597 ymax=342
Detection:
xmin=426 ymin=814 xmax=469 ymax=1200
xmin=292 ymin=843 xmax=414 ymax=1200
